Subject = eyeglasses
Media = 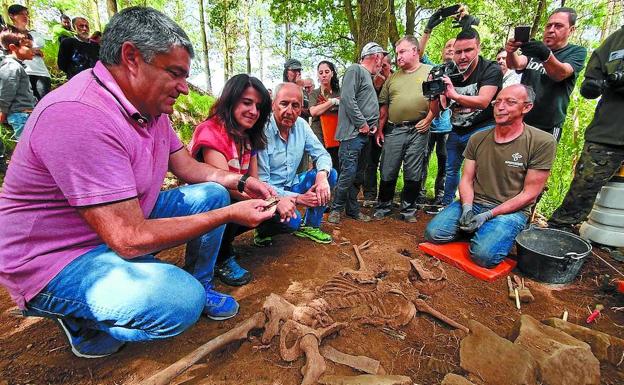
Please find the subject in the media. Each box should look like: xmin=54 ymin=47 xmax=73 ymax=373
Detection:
xmin=491 ymin=99 xmax=530 ymax=107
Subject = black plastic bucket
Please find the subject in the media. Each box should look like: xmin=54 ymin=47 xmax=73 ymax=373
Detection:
xmin=515 ymin=227 xmax=592 ymax=284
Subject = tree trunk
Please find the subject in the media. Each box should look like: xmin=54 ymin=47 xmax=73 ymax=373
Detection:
xmin=343 ymin=0 xmax=358 ymax=45
xmin=198 ymin=0 xmax=213 ymax=93
xmin=92 ymin=0 xmax=102 ymax=31
xmin=530 ymin=0 xmax=547 ymax=39
xmin=258 ymin=18 xmax=264 ymax=81
xmin=388 ymin=0 xmax=400 ymax=48
xmin=600 ymin=0 xmax=615 ymax=41
xmin=405 ymin=0 xmax=416 ymax=35
xmin=245 ymin=1 xmax=251 ymax=74
xmin=285 ymin=20 xmax=291 ymax=58
xmin=106 ymin=0 xmax=118 ymax=18
xmin=356 ymin=0 xmax=389 ymax=60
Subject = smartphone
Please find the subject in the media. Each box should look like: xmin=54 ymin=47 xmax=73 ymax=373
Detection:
xmin=440 ymin=4 xmax=461 ymax=18
xmin=514 ymin=26 xmax=531 ymax=43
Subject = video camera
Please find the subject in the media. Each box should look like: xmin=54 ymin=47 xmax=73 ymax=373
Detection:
xmin=422 ymin=61 xmax=459 ymax=99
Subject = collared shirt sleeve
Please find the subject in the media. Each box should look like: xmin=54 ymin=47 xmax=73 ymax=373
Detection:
xmin=302 ymin=120 xmax=332 ymax=171
xmin=340 ymin=65 xmax=366 ymax=129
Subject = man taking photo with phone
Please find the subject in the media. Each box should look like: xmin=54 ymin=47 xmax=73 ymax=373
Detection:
xmin=505 ymin=7 xmax=587 ymax=141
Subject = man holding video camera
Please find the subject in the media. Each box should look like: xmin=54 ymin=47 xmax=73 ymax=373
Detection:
xmin=505 ymin=7 xmax=587 ymax=141
xmin=438 ymin=28 xmax=502 ymax=207
xmin=548 ymin=26 xmax=624 ymax=231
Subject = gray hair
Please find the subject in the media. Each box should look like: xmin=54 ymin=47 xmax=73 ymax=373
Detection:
xmin=521 ymin=84 xmax=536 ymax=103
xmin=100 ymin=7 xmax=194 ymax=65
xmin=273 ymin=82 xmax=304 ymax=102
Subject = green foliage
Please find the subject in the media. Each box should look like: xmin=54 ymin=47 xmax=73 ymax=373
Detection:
xmin=171 ymin=91 xmax=215 ymax=143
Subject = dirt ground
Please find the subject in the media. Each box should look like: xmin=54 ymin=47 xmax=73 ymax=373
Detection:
xmin=1 ymin=212 xmax=623 ymax=385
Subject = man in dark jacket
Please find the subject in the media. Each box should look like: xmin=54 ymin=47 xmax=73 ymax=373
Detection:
xmin=548 ymin=26 xmax=624 ymax=231
xmin=57 ymin=17 xmax=99 ymax=78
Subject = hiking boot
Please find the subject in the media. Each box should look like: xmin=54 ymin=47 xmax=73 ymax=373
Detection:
xmin=253 ymin=230 xmax=273 ymax=247
xmin=399 ymin=212 xmax=418 ymax=223
xmin=55 ymin=318 xmax=125 ymax=359
xmin=362 ymin=200 xmax=377 ymax=208
xmin=215 ymin=256 xmax=252 ymax=286
xmin=204 ymin=288 xmax=239 ymax=321
xmin=327 ymin=211 xmax=341 ymax=224
xmin=294 ymin=226 xmax=332 ymax=244
xmin=347 ymin=212 xmax=371 ymax=222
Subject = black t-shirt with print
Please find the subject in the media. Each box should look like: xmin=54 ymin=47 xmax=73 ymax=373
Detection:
xmin=450 ymin=56 xmax=502 ymax=135
xmin=521 ymin=43 xmax=587 ymax=131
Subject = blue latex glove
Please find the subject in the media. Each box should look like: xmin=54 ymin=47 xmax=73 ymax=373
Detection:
xmin=460 ymin=210 xmax=493 ymax=233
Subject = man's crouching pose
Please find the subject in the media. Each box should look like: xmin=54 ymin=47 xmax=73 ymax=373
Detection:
xmin=0 ymin=7 xmax=276 ymax=358
xmin=425 ymin=84 xmax=556 ymax=268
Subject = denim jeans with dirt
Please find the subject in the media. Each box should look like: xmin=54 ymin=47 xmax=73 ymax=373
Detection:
xmin=23 ymin=182 xmax=231 ymax=351
xmin=7 ymin=112 xmax=29 ymax=140
xmin=424 ymin=200 xmax=528 ymax=268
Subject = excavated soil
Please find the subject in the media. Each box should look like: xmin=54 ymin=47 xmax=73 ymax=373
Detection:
xmin=1 ymin=213 xmax=623 ymax=385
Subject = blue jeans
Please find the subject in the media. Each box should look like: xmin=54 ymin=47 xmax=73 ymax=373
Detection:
xmin=256 ymin=168 xmax=338 ymax=237
xmin=441 ymin=125 xmax=494 ymax=205
xmin=424 ymin=201 xmax=528 ymax=268
xmin=7 ymin=112 xmax=30 ymax=139
xmin=24 ymin=182 xmax=230 ymax=342
xmin=331 ymin=134 xmax=369 ymax=216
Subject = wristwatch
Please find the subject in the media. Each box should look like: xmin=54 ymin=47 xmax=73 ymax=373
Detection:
xmin=237 ymin=174 xmax=250 ymax=193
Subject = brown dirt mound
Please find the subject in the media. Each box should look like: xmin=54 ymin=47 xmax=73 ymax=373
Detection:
xmin=1 ymin=214 xmax=623 ymax=385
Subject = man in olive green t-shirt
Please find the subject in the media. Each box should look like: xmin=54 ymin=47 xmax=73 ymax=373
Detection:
xmin=373 ymin=35 xmax=436 ymax=222
xmin=425 ymin=84 xmax=556 ymax=268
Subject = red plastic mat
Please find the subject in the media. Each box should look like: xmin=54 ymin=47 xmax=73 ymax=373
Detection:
xmin=418 ymin=242 xmax=516 ymax=282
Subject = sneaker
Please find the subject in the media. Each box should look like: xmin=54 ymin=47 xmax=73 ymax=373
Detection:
xmin=215 ymin=256 xmax=252 ymax=286
xmin=425 ymin=205 xmax=445 ymax=215
xmin=327 ymin=211 xmax=341 ymax=224
xmin=347 ymin=212 xmax=371 ymax=222
xmin=294 ymin=226 xmax=332 ymax=244
xmin=55 ymin=318 xmax=125 ymax=358
xmin=373 ymin=208 xmax=392 ymax=220
xmin=204 ymin=288 xmax=239 ymax=321
xmin=253 ymin=230 xmax=273 ymax=247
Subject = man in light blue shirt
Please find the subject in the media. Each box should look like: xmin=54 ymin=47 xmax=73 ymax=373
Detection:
xmin=257 ymin=83 xmax=337 ymax=245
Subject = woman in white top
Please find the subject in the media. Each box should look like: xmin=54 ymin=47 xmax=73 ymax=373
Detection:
xmin=8 ymin=4 xmax=52 ymax=100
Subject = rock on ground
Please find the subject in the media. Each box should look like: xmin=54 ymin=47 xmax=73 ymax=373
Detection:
xmin=441 ymin=373 xmax=476 ymax=385
xmin=318 ymin=374 xmax=412 ymax=385
xmin=542 ymin=317 xmax=624 ymax=365
xmin=460 ymin=319 xmax=538 ymax=385
xmin=511 ymin=315 xmax=600 ymax=385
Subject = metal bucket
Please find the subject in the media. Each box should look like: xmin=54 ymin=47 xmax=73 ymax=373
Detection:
xmin=515 ymin=227 xmax=592 ymax=284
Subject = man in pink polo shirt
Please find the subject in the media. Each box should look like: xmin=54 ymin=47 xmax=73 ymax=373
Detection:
xmin=0 ymin=7 xmax=279 ymax=358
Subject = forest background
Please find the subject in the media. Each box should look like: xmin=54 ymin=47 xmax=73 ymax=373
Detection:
xmin=0 ymin=0 xmax=623 ymax=218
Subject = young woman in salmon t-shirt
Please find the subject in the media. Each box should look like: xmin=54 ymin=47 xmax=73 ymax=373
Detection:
xmin=190 ymin=74 xmax=296 ymax=286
